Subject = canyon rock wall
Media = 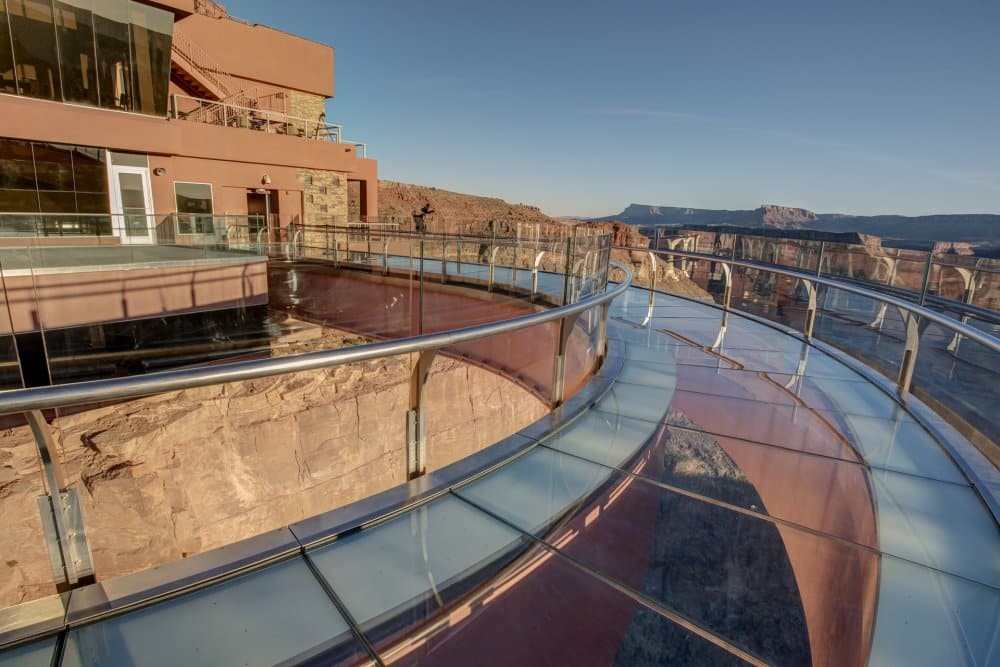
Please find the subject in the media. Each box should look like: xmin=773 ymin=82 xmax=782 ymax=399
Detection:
xmin=0 ymin=333 xmax=546 ymax=608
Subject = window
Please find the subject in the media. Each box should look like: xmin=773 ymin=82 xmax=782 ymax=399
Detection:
xmin=0 ymin=0 xmax=173 ymax=114
xmin=92 ymin=0 xmax=132 ymax=110
xmin=174 ymin=182 xmax=214 ymax=234
xmin=54 ymin=0 xmax=99 ymax=106
xmin=0 ymin=2 xmax=16 ymax=94
xmin=0 ymin=138 xmax=109 ymax=219
xmin=6 ymin=0 xmax=61 ymax=101
xmin=128 ymin=1 xmax=172 ymax=116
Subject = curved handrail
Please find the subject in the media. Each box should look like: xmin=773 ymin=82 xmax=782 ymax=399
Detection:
xmin=617 ymin=246 xmax=1000 ymax=353
xmin=0 ymin=263 xmax=633 ymax=415
xmin=648 ymin=243 xmax=1000 ymax=324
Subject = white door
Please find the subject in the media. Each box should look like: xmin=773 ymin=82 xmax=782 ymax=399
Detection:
xmin=109 ymin=165 xmax=155 ymax=244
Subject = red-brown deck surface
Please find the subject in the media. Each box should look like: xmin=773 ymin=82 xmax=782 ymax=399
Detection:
xmin=270 ymin=264 xmax=596 ymax=400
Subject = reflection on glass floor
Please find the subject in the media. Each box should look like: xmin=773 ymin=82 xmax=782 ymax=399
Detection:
xmin=1 ymin=284 xmax=997 ymax=666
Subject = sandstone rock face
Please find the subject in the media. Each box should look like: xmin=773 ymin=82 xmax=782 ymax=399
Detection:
xmin=0 ymin=426 xmax=51 ymax=605
xmin=378 ymin=181 xmax=562 ymax=234
xmin=0 ymin=331 xmax=546 ymax=609
xmin=758 ymin=203 xmax=819 ymax=228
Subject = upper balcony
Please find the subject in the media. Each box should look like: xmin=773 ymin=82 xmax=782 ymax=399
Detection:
xmin=170 ymin=93 xmax=368 ymax=158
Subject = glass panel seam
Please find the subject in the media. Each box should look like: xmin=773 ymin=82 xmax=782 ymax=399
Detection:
xmin=300 ymin=551 xmax=386 ymax=667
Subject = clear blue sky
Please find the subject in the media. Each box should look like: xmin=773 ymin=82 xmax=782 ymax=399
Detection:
xmin=227 ymin=0 xmax=1000 ymax=218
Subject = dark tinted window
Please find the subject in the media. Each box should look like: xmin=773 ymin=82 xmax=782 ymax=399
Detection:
xmin=2 ymin=0 xmax=172 ymax=115
xmin=92 ymin=0 xmax=132 ymax=110
xmin=54 ymin=0 xmax=99 ymax=106
xmin=0 ymin=158 xmax=36 ymax=189
xmin=0 ymin=138 xmax=109 ymax=214
xmin=0 ymin=0 xmax=16 ymax=94
xmin=6 ymin=0 xmax=61 ymax=100
xmin=128 ymin=1 xmax=171 ymax=116
xmin=0 ymin=187 xmax=38 ymax=212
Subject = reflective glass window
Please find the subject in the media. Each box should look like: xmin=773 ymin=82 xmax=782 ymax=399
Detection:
xmin=54 ymin=0 xmax=100 ymax=106
xmin=174 ymin=182 xmax=213 ymax=234
xmin=0 ymin=138 xmax=108 ymax=214
xmin=0 ymin=187 xmax=38 ymax=212
xmin=0 ymin=158 xmax=35 ymax=189
xmin=37 ymin=190 xmax=76 ymax=212
xmin=128 ymin=0 xmax=171 ymax=116
xmin=0 ymin=1 xmax=16 ymax=94
xmin=92 ymin=0 xmax=130 ymax=110
xmin=32 ymin=142 xmax=76 ymax=213
xmin=72 ymin=145 xmax=108 ymax=213
xmin=32 ymin=143 xmax=75 ymax=190
xmin=6 ymin=0 xmax=61 ymax=100
xmin=0 ymin=138 xmax=37 ymax=212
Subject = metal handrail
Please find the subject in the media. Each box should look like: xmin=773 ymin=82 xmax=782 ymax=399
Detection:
xmin=171 ymin=93 xmax=344 ymax=142
xmin=0 ymin=263 xmax=631 ymax=415
xmin=625 ymin=246 xmax=1000 ymax=354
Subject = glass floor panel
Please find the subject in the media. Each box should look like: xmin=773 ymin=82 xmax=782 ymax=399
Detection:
xmin=815 ymin=411 xmax=967 ymax=484
xmin=540 ymin=411 xmax=660 ymax=470
xmin=0 ymin=638 xmax=57 ymax=667
xmin=870 ymin=469 xmax=1000 ymax=588
xmin=453 ymin=447 xmax=616 ymax=536
xmin=868 ymin=554 xmax=1000 ymax=667
xmin=597 ymin=382 xmax=862 ymax=462
xmin=667 ymin=369 xmax=913 ymax=421
xmin=59 ymin=558 xmax=367 ymax=667
xmin=307 ymin=494 xmax=528 ymax=647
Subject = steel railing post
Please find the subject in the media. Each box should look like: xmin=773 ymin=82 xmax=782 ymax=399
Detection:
xmin=801 ymin=278 xmax=817 ymax=339
xmin=418 ymin=237 xmax=425 ymax=335
xmin=641 ymin=251 xmax=657 ymax=326
xmin=25 ymin=410 xmax=94 ymax=590
xmin=919 ymin=251 xmax=934 ymax=306
xmin=441 ymin=237 xmax=449 ymax=284
xmin=720 ymin=262 xmax=733 ymax=312
xmin=407 ymin=348 xmax=438 ymax=479
xmin=550 ymin=311 xmax=582 ymax=408
xmin=489 ymin=246 xmax=500 ymax=292
xmin=561 ymin=236 xmax=574 ymax=305
xmin=897 ymin=308 xmax=920 ymax=396
xmin=595 ymin=302 xmax=610 ymax=365
xmin=532 ymin=250 xmax=546 ymax=301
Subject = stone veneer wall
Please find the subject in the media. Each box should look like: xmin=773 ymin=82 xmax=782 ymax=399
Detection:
xmin=298 ymin=168 xmax=349 ymax=249
xmin=290 ymin=89 xmax=348 ymax=245
xmin=288 ymin=91 xmax=326 ymax=122
xmin=0 ymin=342 xmax=547 ymax=607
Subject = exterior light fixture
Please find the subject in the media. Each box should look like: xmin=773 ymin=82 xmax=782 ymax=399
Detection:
xmin=153 ymin=167 xmax=166 ymax=176
xmin=261 ymin=174 xmax=271 ymax=185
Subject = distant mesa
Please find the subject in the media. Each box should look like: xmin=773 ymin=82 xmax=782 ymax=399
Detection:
xmin=591 ymin=203 xmax=1000 ymax=245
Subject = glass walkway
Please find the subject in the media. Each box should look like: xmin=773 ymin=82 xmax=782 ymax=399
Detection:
xmin=0 ymin=262 xmax=996 ymax=667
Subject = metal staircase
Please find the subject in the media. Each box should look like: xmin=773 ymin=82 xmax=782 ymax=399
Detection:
xmin=170 ymin=35 xmax=260 ymax=111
